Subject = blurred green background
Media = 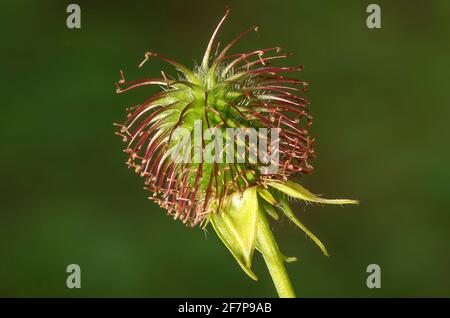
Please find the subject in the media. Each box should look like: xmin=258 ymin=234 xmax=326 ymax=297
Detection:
xmin=1 ymin=0 xmax=449 ymax=297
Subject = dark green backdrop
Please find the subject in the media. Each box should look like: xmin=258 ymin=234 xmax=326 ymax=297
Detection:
xmin=1 ymin=0 xmax=449 ymax=297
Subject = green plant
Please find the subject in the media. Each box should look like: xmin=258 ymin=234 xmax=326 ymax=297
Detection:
xmin=115 ymin=8 xmax=357 ymax=298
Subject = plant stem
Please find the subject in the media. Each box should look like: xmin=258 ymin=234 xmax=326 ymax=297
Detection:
xmin=256 ymin=209 xmax=296 ymax=298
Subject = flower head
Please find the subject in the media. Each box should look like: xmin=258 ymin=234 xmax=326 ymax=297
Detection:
xmin=115 ymin=8 xmax=358 ymax=298
xmin=115 ymin=9 xmax=315 ymax=227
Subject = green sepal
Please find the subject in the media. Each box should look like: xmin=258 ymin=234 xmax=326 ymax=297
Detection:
xmin=261 ymin=201 xmax=280 ymax=221
xmin=267 ymin=180 xmax=359 ymax=205
xmin=277 ymin=196 xmax=330 ymax=257
xmin=257 ymin=188 xmax=280 ymax=220
xmin=210 ymin=187 xmax=259 ymax=281
xmin=257 ymin=187 xmax=278 ymax=206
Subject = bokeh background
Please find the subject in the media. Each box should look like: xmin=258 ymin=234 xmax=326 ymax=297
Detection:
xmin=1 ymin=0 xmax=449 ymax=297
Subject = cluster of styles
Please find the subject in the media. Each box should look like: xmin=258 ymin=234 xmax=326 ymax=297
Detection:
xmin=115 ymin=9 xmax=314 ymax=227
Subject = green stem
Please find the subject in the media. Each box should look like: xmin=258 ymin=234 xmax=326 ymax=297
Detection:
xmin=256 ymin=209 xmax=296 ymax=298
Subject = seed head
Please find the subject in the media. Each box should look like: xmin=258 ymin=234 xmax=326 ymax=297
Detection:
xmin=115 ymin=9 xmax=315 ymax=226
